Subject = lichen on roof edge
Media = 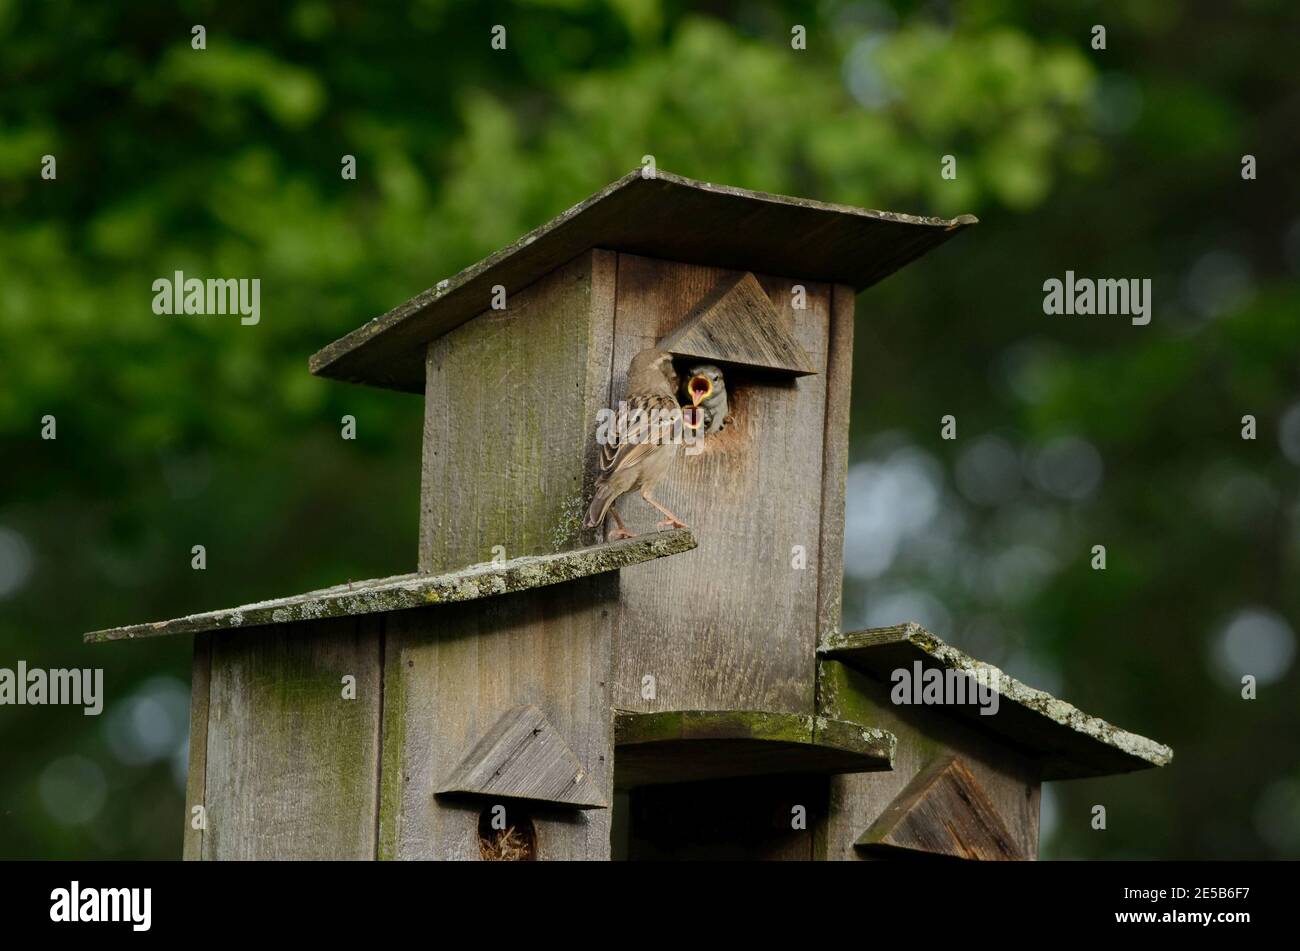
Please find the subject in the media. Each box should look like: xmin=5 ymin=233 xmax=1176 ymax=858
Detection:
xmin=85 ymin=528 xmax=696 ymax=644
xmin=819 ymin=621 xmax=1173 ymax=780
xmin=308 ymin=169 xmax=977 ymax=393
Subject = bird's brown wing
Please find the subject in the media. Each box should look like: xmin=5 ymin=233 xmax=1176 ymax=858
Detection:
xmin=600 ymin=393 xmax=680 ymax=476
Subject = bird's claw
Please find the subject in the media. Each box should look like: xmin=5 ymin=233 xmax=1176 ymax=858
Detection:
xmin=607 ymin=527 xmax=636 ymax=541
xmin=656 ymin=519 xmax=688 ymax=531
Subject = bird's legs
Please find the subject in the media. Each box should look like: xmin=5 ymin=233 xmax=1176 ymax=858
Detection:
xmin=606 ymin=508 xmax=634 ymax=541
xmin=641 ymin=488 xmax=688 ymax=530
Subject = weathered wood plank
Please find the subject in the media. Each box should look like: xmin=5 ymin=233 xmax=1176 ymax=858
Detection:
xmin=419 ymin=251 xmax=613 ymax=572
xmin=181 ymin=632 xmax=211 ymax=861
xmin=309 ymin=170 xmax=975 ymax=392
xmin=583 ymin=249 xmax=620 ymax=545
xmin=203 ymin=616 xmax=383 ymax=860
xmin=815 ymin=658 xmax=1041 ymax=862
xmin=816 ymin=284 xmax=855 ymax=642
xmin=820 ymin=623 xmax=1173 ymax=779
xmin=84 ymin=529 xmax=694 ymax=643
xmin=610 ymin=254 xmax=832 ymax=716
xmin=380 ymin=581 xmax=618 ymax=860
xmin=857 ymin=755 xmax=1026 ymax=860
xmin=613 ymin=709 xmax=893 ymax=787
xmin=658 ymin=271 xmax=816 ymax=375
xmin=437 ymin=704 xmax=608 ymax=808
xmin=380 ymin=257 xmax=621 ymax=860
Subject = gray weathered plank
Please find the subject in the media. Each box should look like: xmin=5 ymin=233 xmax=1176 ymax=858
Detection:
xmin=380 ymin=581 xmax=617 ymax=860
xmin=309 ymin=170 xmax=975 ymax=392
xmin=84 ymin=529 xmax=694 ymax=643
xmin=181 ymin=632 xmax=211 ymax=861
xmin=418 ymin=251 xmax=616 ymax=572
xmin=614 ymin=709 xmax=893 ymax=788
xmin=658 ymin=271 xmax=816 ymax=375
xmin=380 ymin=255 xmax=621 ymax=860
xmin=857 ymin=755 xmax=1026 ymax=860
xmin=610 ymin=254 xmax=831 ymax=716
xmin=820 ymin=623 xmax=1174 ymax=779
xmin=815 ymin=284 xmax=855 ymax=642
xmin=437 ymin=704 xmax=608 ymax=808
xmin=202 ymin=616 xmax=383 ymax=860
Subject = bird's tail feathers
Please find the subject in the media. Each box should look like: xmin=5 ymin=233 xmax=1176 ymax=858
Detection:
xmin=583 ymin=485 xmax=616 ymax=531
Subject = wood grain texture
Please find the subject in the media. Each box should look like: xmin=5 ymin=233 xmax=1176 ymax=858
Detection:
xmin=381 ymin=256 xmax=621 ymax=860
xmin=857 ymin=755 xmax=1025 ymax=860
xmin=202 ymin=616 xmax=383 ymax=860
xmin=821 ymin=623 xmax=1173 ymax=779
xmin=816 ymin=284 xmax=855 ymax=642
xmin=658 ymin=271 xmax=815 ymax=375
xmin=815 ymin=659 xmax=1040 ymax=861
xmin=613 ymin=709 xmax=893 ymax=787
xmin=610 ymin=253 xmax=831 ymax=716
xmin=379 ymin=581 xmax=618 ymax=860
xmin=419 ymin=250 xmax=614 ymax=573
xmin=86 ymin=529 xmax=694 ymax=643
xmin=437 ymin=704 xmax=608 ymax=808
xmin=182 ymin=632 xmax=211 ymax=860
xmin=309 ymin=170 xmax=976 ymax=392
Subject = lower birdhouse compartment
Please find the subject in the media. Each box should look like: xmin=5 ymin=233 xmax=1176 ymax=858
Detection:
xmin=610 ymin=709 xmax=894 ymax=859
xmin=613 ymin=776 xmax=828 ymax=861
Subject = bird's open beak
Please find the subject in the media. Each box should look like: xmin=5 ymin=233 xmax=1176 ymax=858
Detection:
xmin=688 ymin=375 xmax=712 ymax=408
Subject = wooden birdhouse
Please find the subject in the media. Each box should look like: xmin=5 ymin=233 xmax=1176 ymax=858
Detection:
xmin=87 ymin=170 xmax=1171 ymax=861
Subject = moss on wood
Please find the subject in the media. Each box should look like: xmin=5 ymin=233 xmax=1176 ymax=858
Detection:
xmin=820 ymin=621 xmax=1173 ymax=779
xmin=612 ymin=708 xmax=896 ymax=788
xmin=85 ymin=528 xmax=696 ymax=644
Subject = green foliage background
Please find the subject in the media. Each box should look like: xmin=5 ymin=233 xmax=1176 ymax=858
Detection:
xmin=1 ymin=0 xmax=1297 ymax=858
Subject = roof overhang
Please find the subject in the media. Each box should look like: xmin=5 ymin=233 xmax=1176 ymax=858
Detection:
xmin=309 ymin=170 xmax=977 ymax=393
xmin=820 ymin=623 xmax=1173 ymax=781
xmin=84 ymin=529 xmax=696 ymax=643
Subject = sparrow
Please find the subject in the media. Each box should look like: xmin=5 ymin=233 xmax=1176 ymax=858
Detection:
xmin=584 ymin=348 xmax=688 ymax=540
xmin=681 ymin=363 xmax=728 ymax=434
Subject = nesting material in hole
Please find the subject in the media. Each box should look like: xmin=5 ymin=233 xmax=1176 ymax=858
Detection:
xmin=477 ymin=807 xmax=537 ymax=861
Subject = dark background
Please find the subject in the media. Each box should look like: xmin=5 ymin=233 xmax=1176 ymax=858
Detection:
xmin=1 ymin=0 xmax=1297 ymax=859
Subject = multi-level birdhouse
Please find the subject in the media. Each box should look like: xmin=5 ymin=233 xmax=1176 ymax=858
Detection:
xmin=88 ymin=171 xmax=1171 ymax=860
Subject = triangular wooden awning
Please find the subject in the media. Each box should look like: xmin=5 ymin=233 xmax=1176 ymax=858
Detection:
xmin=658 ymin=272 xmax=816 ymax=376
xmin=856 ymin=756 xmax=1025 ymax=860
xmin=437 ymin=705 xmax=608 ymax=809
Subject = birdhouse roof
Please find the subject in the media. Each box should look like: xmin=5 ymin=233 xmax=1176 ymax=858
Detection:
xmin=84 ymin=530 xmax=695 ymax=643
xmin=310 ymin=170 xmax=977 ymax=393
xmin=819 ymin=623 xmax=1173 ymax=780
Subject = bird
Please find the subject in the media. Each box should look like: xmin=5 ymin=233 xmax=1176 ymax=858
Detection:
xmin=584 ymin=348 xmax=688 ymax=540
xmin=680 ymin=363 xmax=728 ymax=434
